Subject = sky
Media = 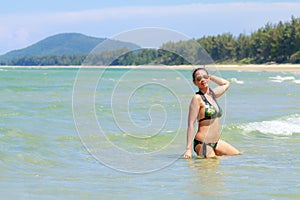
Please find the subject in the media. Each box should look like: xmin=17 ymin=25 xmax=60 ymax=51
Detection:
xmin=1 ymin=0 xmax=300 ymax=55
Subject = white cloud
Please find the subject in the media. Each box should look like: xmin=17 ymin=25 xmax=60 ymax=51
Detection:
xmin=1 ymin=2 xmax=300 ymax=54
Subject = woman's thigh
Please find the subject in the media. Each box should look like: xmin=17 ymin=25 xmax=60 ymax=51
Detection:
xmin=215 ymin=139 xmax=241 ymax=156
xmin=195 ymin=144 xmax=216 ymax=158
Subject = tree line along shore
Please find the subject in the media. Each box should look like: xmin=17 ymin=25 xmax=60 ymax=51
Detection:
xmin=1 ymin=16 xmax=300 ymax=66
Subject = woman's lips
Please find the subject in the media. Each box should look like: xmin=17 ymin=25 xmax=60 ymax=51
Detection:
xmin=200 ymin=81 xmax=207 ymax=86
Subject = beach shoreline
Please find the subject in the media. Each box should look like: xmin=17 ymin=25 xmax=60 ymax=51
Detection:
xmin=1 ymin=64 xmax=300 ymax=72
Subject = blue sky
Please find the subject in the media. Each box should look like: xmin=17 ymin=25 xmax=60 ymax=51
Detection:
xmin=1 ymin=0 xmax=300 ymax=54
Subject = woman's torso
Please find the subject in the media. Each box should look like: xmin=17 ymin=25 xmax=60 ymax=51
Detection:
xmin=194 ymin=91 xmax=221 ymax=142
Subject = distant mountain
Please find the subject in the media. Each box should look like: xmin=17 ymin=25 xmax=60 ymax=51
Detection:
xmin=0 ymin=33 xmax=140 ymax=62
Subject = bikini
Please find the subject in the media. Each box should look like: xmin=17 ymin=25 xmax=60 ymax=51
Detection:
xmin=193 ymin=89 xmax=222 ymax=157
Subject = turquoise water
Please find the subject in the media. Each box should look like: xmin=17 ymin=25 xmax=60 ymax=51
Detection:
xmin=1 ymin=67 xmax=300 ymax=199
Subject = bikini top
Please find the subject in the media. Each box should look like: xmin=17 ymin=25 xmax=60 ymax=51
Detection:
xmin=196 ymin=89 xmax=222 ymax=122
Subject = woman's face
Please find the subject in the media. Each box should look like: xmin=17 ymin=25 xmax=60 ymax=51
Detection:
xmin=193 ymin=69 xmax=210 ymax=88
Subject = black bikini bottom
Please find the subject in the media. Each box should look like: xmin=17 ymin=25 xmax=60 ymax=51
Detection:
xmin=193 ymin=139 xmax=218 ymax=158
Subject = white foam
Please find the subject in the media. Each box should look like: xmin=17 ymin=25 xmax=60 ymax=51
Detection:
xmin=293 ymin=80 xmax=300 ymax=84
xmin=270 ymin=79 xmax=283 ymax=83
xmin=269 ymin=75 xmax=296 ymax=83
xmin=230 ymin=78 xmax=244 ymax=84
xmin=239 ymin=114 xmax=300 ymax=136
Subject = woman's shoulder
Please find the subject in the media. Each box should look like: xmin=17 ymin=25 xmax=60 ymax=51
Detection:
xmin=191 ymin=93 xmax=204 ymax=105
xmin=193 ymin=93 xmax=202 ymax=99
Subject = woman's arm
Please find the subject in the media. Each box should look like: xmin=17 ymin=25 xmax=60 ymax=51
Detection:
xmin=210 ymin=75 xmax=230 ymax=98
xmin=184 ymin=95 xmax=200 ymax=159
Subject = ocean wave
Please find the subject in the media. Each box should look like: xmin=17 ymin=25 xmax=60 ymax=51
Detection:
xmin=293 ymin=79 xmax=300 ymax=84
xmin=237 ymin=114 xmax=300 ymax=136
xmin=230 ymin=78 xmax=244 ymax=84
xmin=269 ymin=75 xmax=296 ymax=83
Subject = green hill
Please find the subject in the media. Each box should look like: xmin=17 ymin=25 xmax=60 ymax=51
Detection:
xmin=0 ymin=33 xmax=140 ymax=62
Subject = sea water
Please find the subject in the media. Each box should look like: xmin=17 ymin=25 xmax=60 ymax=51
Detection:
xmin=0 ymin=67 xmax=300 ymax=199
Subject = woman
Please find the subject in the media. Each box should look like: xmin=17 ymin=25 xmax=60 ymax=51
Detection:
xmin=184 ymin=67 xmax=241 ymax=159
